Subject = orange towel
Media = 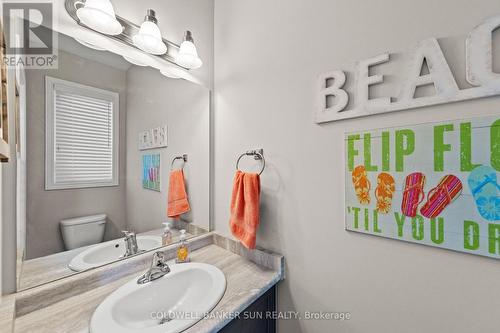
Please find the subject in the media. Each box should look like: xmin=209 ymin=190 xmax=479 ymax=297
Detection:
xmin=229 ymin=170 xmax=261 ymax=249
xmin=167 ymin=170 xmax=190 ymax=219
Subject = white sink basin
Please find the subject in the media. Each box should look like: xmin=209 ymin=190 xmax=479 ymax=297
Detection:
xmin=69 ymin=236 xmax=162 ymax=272
xmin=90 ymin=262 xmax=226 ymax=333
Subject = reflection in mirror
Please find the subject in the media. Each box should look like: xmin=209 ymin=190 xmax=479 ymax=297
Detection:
xmin=16 ymin=29 xmax=210 ymax=291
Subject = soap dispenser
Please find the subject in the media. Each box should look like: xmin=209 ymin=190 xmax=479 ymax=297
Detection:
xmin=176 ymin=229 xmax=190 ymax=263
xmin=162 ymin=222 xmax=173 ymax=246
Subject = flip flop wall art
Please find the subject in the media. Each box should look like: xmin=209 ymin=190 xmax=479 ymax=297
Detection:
xmin=345 ymin=116 xmax=500 ymax=260
xmin=375 ymin=173 xmax=396 ymax=214
xmin=352 ymin=166 xmax=371 ymax=205
xmin=468 ymin=166 xmax=500 ymax=221
xmin=401 ymin=172 xmax=426 ymax=217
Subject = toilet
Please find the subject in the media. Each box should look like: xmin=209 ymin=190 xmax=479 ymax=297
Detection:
xmin=60 ymin=214 xmax=107 ymax=250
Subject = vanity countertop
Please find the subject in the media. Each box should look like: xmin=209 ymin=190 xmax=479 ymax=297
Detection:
xmin=0 ymin=295 xmax=15 ymax=333
xmin=18 ymin=228 xmax=192 ymax=291
xmin=13 ymin=234 xmax=284 ymax=333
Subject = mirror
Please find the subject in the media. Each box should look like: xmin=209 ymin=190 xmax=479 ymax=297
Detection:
xmin=15 ymin=28 xmax=210 ymax=290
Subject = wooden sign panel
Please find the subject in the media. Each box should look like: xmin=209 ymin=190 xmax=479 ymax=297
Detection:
xmin=345 ymin=115 xmax=500 ymax=259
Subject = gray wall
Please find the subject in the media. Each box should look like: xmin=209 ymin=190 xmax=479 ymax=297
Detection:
xmin=126 ymin=66 xmax=209 ymax=233
xmin=25 ymin=50 xmax=128 ymax=259
xmin=213 ymin=1 xmax=500 ymax=332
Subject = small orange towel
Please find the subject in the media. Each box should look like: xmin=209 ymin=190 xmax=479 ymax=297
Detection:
xmin=229 ymin=170 xmax=261 ymax=249
xmin=167 ymin=170 xmax=190 ymax=219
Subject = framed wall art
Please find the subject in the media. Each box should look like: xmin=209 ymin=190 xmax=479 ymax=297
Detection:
xmin=142 ymin=153 xmax=161 ymax=191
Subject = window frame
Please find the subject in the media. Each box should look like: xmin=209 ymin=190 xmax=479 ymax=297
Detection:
xmin=45 ymin=76 xmax=119 ymax=190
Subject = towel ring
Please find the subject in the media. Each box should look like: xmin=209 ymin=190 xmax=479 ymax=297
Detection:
xmin=236 ymin=149 xmax=265 ymax=175
xmin=171 ymin=154 xmax=188 ymax=170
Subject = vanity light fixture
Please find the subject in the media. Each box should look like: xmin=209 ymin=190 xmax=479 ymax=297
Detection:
xmin=75 ymin=0 xmax=123 ymax=35
xmin=65 ymin=0 xmax=202 ymax=72
xmin=122 ymin=55 xmax=148 ymax=67
xmin=132 ymin=9 xmax=167 ymax=55
xmin=176 ymin=31 xmax=202 ymax=69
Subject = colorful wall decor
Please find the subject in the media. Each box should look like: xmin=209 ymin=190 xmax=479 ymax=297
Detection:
xmin=345 ymin=115 xmax=500 ymax=259
xmin=142 ymin=153 xmax=161 ymax=191
xmin=138 ymin=125 xmax=168 ymax=150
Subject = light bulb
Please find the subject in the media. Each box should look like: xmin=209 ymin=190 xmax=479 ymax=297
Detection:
xmin=176 ymin=31 xmax=202 ymax=69
xmin=76 ymin=0 xmax=123 ymax=35
xmin=132 ymin=10 xmax=167 ymax=55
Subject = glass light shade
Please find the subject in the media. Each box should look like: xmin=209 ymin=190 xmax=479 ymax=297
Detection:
xmin=76 ymin=0 xmax=123 ymax=35
xmin=122 ymin=55 xmax=148 ymax=67
xmin=160 ymin=68 xmax=182 ymax=79
xmin=132 ymin=21 xmax=167 ymax=55
xmin=74 ymin=38 xmax=106 ymax=51
xmin=176 ymin=40 xmax=202 ymax=69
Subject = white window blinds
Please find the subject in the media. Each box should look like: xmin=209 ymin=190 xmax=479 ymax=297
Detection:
xmin=45 ymin=77 xmax=119 ymax=190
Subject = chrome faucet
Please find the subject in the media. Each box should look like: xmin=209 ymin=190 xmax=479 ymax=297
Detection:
xmin=137 ymin=251 xmax=171 ymax=284
xmin=122 ymin=230 xmax=139 ymax=257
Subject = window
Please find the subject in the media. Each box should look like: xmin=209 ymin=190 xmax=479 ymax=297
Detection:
xmin=45 ymin=76 xmax=119 ymax=190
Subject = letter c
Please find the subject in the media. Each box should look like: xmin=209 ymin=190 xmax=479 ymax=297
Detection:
xmin=466 ymin=15 xmax=500 ymax=86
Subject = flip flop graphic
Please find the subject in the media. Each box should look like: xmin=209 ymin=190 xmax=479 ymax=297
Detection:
xmin=375 ymin=173 xmax=395 ymax=214
xmin=420 ymin=175 xmax=462 ymax=218
xmin=352 ymin=165 xmax=371 ymax=205
xmin=401 ymin=172 xmax=426 ymax=217
xmin=468 ymin=165 xmax=500 ymax=221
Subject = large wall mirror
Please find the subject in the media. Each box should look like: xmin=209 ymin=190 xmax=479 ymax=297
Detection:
xmin=15 ymin=27 xmax=210 ymax=291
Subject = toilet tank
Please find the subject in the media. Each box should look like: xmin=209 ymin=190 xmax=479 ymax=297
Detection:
xmin=60 ymin=214 xmax=107 ymax=250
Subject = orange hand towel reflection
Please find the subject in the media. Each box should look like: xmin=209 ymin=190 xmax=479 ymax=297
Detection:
xmin=167 ymin=169 xmax=191 ymax=219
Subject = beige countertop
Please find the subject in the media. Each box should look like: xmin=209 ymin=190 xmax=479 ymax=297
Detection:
xmin=12 ymin=233 xmax=284 ymax=333
xmin=0 ymin=295 xmax=15 ymax=333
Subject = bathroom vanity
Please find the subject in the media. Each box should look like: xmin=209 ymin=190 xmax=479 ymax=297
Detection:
xmin=1 ymin=233 xmax=284 ymax=333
